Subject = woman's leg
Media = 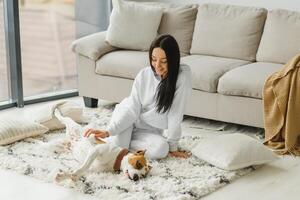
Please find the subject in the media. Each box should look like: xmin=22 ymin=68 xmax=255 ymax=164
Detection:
xmin=105 ymin=103 xmax=134 ymax=149
xmin=113 ymin=125 xmax=134 ymax=149
xmin=130 ymin=131 xmax=169 ymax=160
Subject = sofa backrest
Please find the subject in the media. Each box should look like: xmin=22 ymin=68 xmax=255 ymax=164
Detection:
xmin=256 ymin=9 xmax=300 ymax=64
xmin=140 ymin=0 xmax=300 ymax=11
xmin=190 ymin=3 xmax=267 ymax=61
xmin=76 ymin=0 xmax=300 ymax=64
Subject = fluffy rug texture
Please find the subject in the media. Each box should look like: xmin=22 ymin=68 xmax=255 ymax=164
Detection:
xmin=0 ymin=101 xmax=264 ymax=200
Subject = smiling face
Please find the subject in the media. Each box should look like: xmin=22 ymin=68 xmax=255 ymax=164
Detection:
xmin=151 ymin=47 xmax=168 ymax=79
xmin=121 ymin=150 xmax=151 ymax=181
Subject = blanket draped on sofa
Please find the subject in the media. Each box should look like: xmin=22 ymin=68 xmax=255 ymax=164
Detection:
xmin=263 ymin=54 xmax=300 ymax=155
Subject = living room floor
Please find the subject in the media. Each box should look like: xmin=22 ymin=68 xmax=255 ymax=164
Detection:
xmin=0 ymin=97 xmax=299 ymax=200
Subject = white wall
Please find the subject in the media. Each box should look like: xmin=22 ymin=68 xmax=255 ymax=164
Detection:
xmin=137 ymin=0 xmax=300 ymax=11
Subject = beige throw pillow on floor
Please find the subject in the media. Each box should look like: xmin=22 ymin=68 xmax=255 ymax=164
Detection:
xmin=106 ymin=0 xmax=163 ymax=51
xmin=192 ymin=133 xmax=278 ymax=170
xmin=0 ymin=118 xmax=48 ymax=145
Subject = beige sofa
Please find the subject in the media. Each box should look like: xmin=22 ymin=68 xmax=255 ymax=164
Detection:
xmin=72 ymin=3 xmax=300 ymax=128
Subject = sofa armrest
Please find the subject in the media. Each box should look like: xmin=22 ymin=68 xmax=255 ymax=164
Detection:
xmin=71 ymin=31 xmax=118 ymax=61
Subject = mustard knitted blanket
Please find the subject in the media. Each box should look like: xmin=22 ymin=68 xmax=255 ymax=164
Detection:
xmin=263 ymin=54 xmax=300 ymax=155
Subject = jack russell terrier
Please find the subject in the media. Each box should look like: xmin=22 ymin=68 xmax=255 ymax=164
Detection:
xmin=53 ymin=109 xmax=151 ymax=182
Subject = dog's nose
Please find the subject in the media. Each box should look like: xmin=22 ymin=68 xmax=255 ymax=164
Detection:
xmin=133 ymin=174 xmax=139 ymax=181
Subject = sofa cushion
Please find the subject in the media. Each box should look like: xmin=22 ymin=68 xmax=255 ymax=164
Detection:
xmin=181 ymin=55 xmax=250 ymax=92
xmin=96 ymin=50 xmax=149 ymax=79
xmin=136 ymin=2 xmax=198 ymax=56
xmin=218 ymin=62 xmax=283 ymax=99
xmin=190 ymin=3 xmax=267 ymax=61
xmin=256 ymin=9 xmax=300 ymax=64
xmin=106 ymin=0 xmax=163 ymax=51
xmin=158 ymin=4 xmax=198 ymax=56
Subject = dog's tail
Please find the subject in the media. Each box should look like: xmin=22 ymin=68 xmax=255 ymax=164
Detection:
xmin=54 ymin=109 xmax=78 ymax=125
xmin=54 ymin=109 xmax=83 ymax=141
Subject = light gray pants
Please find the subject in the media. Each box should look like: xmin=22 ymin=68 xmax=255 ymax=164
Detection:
xmin=106 ymin=119 xmax=169 ymax=160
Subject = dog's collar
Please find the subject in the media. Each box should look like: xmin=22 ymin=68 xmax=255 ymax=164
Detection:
xmin=113 ymin=149 xmax=129 ymax=172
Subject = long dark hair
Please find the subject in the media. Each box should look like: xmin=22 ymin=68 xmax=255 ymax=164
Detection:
xmin=149 ymin=34 xmax=180 ymax=114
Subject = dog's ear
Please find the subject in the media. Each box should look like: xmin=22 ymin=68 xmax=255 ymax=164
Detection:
xmin=128 ymin=158 xmax=145 ymax=170
xmin=135 ymin=149 xmax=146 ymax=156
xmin=136 ymin=160 xmax=143 ymax=170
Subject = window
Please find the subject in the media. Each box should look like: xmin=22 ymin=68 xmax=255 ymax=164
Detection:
xmin=0 ymin=0 xmax=78 ymax=110
xmin=19 ymin=0 xmax=77 ymax=98
xmin=0 ymin=0 xmax=9 ymax=103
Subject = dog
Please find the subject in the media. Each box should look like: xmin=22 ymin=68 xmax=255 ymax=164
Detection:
xmin=53 ymin=109 xmax=151 ymax=182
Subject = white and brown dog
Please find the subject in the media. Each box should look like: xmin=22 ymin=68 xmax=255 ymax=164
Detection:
xmin=53 ymin=110 xmax=151 ymax=182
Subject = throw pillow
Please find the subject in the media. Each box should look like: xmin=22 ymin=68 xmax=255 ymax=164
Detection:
xmin=0 ymin=118 xmax=49 ymax=145
xmin=133 ymin=2 xmax=198 ymax=55
xmin=158 ymin=4 xmax=198 ymax=56
xmin=106 ymin=0 xmax=164 ymax=51
xmin=191 ymin=133 xmax=278 ymax=170
xmin=34 ymin=100 xmax=88 ymax=131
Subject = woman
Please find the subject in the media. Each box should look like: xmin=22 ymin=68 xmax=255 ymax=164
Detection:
xmin=84 ymin=34 xmax=192 ymax=159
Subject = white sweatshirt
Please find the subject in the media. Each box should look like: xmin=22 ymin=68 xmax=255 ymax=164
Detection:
xmin=106 ymin=64 xmax=192 ymax=151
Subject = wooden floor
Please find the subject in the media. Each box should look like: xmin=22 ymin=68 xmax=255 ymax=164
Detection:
xmin=0 ymin=1 xmax=76 ymax=102
xmin=0 ymin=96 xmax=299 ymax=200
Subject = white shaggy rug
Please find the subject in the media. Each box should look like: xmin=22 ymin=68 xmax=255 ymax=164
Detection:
xmin=0 ymin=101 xmax=264 ymax=200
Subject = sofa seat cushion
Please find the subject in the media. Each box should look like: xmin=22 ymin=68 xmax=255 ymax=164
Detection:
xmin=181 ymin=55 xmax=250 ymax=92
xmin=218 ymin=62 xmax=283 ymax=99
xmin=256 ymin=9 xmax=300 ymax=64
xmin=96 ymin=50 xmax=149 ymax=79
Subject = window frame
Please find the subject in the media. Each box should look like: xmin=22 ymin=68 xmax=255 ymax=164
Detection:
xmin=0 ymin=0 xmax=78 ymax=111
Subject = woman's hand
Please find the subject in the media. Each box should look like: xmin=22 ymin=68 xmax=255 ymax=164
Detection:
xmin=83 ymin=128 xmax=109 ymax=139
xmin=168 ymin=150 xmax=191 ymax=159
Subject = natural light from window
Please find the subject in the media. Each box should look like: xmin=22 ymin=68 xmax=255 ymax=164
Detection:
xmin=0 ymin=0 xmax=9 ymax=102
xmin=19 ymin=0 xmax=77 ymax=98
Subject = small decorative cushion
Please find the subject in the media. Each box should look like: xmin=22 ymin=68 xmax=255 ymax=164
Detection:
xmin=34 ymin=100 xmax=88 ymax=131
xmin=0 ymin=118 xmax=48 ymax=145
xmin=129 ymin=2 xmax=198 ymax=55
xmin=106 ymin=0 xmax=163 ymax=51
xmin=158 ymin=4 xmax=198 ymax=56
xmin=191 ymin=133 xmax=278 ymax=170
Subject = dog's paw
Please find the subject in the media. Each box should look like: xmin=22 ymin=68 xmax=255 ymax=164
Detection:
xmin=70 ymin=174 xmax=79 ymax=182
xmin=55 ymin=172 xmax=70 ymax=182
xmin=55 ymin=171 xmax=79 ymax=182
xmin=62 ymin=141 xmax=72 ymax=151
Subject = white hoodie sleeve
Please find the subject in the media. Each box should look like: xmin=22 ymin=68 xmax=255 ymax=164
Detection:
xmin=106 ymin=72 xmax=142 ymax=136
xmin=167 ymin=66 xmax=192 ymax=151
